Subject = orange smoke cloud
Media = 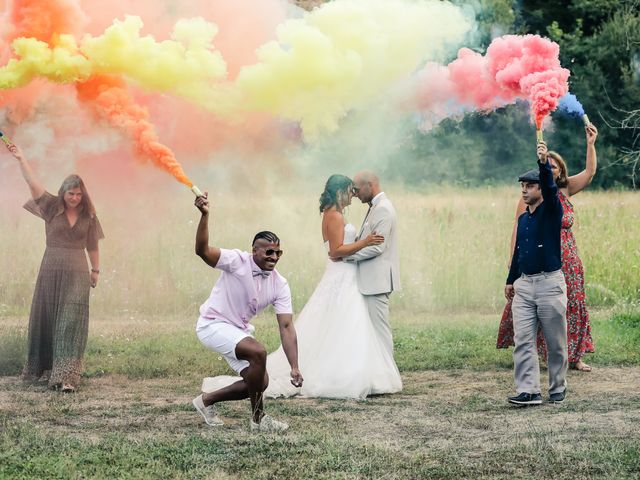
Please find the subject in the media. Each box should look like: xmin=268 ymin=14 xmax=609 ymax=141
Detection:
xmin=0 ymin=1 xmax=85 ymax=123
xmin=76 ymin=75 xmax=192 ymax=187
xmin=4 ymin=0 xmax=86 ymax=44
xmin=1 ymin=0 xmax=194 ymax=188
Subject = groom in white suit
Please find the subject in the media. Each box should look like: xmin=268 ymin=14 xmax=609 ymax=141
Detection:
xmin=343 ymin=171 xmax=401 ymax=369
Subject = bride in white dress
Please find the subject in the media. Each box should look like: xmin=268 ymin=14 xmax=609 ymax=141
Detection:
xmin=264 ymin=174 xmax=403 ymax=399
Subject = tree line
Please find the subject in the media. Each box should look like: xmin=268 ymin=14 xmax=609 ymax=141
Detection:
xmin=399 ymin=0 xmax=640 ymax=188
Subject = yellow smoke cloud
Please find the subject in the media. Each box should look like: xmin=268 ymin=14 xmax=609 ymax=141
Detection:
xmin=0 ymin=15 xmax=230 ymax=110
xmin=237 ymin=0 xmax=473 ymax=138
xmin=0 ymin=0 xmax=474 ymax=139
xmin=82 ymin=16 xmax=229 ymax=111
xmin=0 ymin=35 xmax=90 ymax=88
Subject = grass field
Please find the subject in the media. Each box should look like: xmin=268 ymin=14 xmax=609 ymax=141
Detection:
xmin=1 ymin=309 xmax=639 ymax=479
xmin=1 ymin=186 xmax=638 ymax=317
xmin=1 ymin=187 xmax=639 ymax=478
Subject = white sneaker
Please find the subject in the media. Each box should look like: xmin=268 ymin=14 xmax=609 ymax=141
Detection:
xmin=192 ymin=394 xmax=224 ymax=426
xmin=250 ymin=414 xmax=289 ymax=433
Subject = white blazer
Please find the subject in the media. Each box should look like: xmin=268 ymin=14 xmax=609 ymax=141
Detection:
xmin=346 ymin=192 xmax=400 ymax=295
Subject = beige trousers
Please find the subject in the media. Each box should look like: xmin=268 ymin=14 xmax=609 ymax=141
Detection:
xmin=512 ymin=270 xmax=568 ymax=395
xmin=364 ymin=293 xmax=394 ymax=358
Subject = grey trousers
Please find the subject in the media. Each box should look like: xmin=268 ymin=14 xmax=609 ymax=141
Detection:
xmin=512 ymin=270 xmax=568 ymax=395
xmin=364 ymin=293 xmax=394 ymax=357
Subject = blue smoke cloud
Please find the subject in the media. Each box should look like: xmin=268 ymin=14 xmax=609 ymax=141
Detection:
xmin=557 ymin=93 xmax=585 ymax=118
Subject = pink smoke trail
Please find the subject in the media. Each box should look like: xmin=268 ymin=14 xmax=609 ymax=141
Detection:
xmin=415 ymin=34 xmax=569 ymax=130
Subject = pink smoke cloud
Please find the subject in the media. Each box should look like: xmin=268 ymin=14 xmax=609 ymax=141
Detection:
xmin=416 ymin=34 xmax=570 ymax=129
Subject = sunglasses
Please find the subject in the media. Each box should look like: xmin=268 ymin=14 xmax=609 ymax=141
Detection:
xmin=351 ymin=186 xmax=360 ymax=194
xmin=257 ymin=247 xmax=284 ymax=258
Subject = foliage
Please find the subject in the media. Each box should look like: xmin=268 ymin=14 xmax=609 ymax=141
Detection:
xmin=2 ymin=308 xmax=639 ymax=378
xmin=391 ymin=0 xmax=640 ymax=188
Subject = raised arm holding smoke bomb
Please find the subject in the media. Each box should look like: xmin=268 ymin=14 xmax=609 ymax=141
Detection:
xmin=5 ymin=141 xmax=45 ymax=200
xmin=498 ymin=122 xmax=598 ymax=374
xmin=567 ymin=122 xmax=598 ymax=195
xmin=191 ymin=193 xmax=302 ymax=432
xmin=506 ymin=123 xmax=599 ymax=261
xmin=2 ymin=136 xmax=104 ymax=393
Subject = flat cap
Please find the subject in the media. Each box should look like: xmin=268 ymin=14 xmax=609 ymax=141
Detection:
xmin=518 ymin=169 xmax=540 ymax=183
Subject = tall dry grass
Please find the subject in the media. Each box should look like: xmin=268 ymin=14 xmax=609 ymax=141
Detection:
xmin=0 ymin=186 xmax=638 ymax=319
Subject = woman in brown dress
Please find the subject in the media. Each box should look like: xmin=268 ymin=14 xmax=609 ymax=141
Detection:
xmin=7 ymin=142 xmax=104 ymax=392
xmin=497 ymin=123 xmax=598 ymax=372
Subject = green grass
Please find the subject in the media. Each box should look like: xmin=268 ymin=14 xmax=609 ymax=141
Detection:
xmin=1 ymin=188 xmax=639 ymax=478
xmin=1 ymin=308 xmax=638 ymax=379
xmin=0 ymin=327 xmax=27 ymax=376
xmin=2 ymin=398 xmax=639 ymax=480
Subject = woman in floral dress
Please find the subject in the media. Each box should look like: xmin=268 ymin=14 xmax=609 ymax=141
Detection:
xmin=497 ymin=123 xmax=598 ymax=372
xmin=6 ymin=142 xmax=104 ymax=391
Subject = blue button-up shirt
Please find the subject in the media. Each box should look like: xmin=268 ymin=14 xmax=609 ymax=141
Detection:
xmin=506 ymin=159 xmax=563 ymax=285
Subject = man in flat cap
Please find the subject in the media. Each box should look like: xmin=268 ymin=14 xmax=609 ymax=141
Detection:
xmin=504 ymin=141 xmax=568 ymax=406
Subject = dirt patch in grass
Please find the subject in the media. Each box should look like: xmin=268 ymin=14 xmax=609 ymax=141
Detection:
xmin=2 ymin=367 xmax=639 ymax=478
xmin=1 ymin=367 xmax=638 ymax=440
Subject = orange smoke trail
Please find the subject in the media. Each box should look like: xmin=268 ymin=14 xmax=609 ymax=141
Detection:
xmin=76 ymin=75 xmax=193 ymax=187
xmin=3 ymin=0 xmax=193 ymax=188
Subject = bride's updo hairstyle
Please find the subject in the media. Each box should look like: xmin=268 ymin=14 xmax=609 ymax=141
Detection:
xmin=319 ymin=174 xmax=352 ymax=213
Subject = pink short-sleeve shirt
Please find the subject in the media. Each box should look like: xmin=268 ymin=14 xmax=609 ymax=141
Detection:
xmin=199 ymin=249 xmax=293 ymax=331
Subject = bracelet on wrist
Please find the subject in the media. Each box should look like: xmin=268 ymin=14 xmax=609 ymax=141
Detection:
xmin=91 ymin=268 xmax=100 ymax=274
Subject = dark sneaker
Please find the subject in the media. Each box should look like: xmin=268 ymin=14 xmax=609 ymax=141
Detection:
xmin=549 ymin=390 xmax=566 ymax=404
xmin=507 ymin=392 xmax=542 ymax=406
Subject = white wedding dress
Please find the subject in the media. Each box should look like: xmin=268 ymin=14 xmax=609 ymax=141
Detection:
xmin=264 ymin=223 xmax=402 ymax=399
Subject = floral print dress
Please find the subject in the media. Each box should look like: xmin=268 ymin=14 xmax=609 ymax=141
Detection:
xmin=497 ymin=191 xmax=595 ymax=362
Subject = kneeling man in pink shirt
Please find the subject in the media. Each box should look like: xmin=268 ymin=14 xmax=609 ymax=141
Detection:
xmin=191 ymin=193 xmax=303 ymax=432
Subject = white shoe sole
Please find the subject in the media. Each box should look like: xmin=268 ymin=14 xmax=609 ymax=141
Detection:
xmin=193 ymin=397 xmax=224 ymax=426
xmin=508 ymin=399 xmax=542 ymax=405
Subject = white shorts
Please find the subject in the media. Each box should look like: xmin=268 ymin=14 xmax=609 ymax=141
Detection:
xmin=196 ymin=317 xmax=253 ymax=374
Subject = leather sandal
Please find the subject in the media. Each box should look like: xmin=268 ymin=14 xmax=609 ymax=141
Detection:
xmin=61 ymin=383 xmax=76 ymax=393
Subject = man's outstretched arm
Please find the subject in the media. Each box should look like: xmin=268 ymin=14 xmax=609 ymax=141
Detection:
xmin=194 ymin=193 xmax=222 ymax=268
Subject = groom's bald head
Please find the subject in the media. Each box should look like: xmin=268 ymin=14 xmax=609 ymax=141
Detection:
xmin=352 ymin=170 xmax=381 ymax=204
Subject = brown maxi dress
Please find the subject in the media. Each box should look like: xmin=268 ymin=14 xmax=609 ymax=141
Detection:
xmin=22 ymin=191 xmax=104 ymax=389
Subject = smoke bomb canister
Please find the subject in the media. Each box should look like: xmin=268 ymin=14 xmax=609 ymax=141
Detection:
xmin=536 ymin=130 xmax=544 ymax=143
xmin=191 ymin=185 xmax=204 ymax=197
xmin=582 ymin=114 xmax=591 ymax=126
